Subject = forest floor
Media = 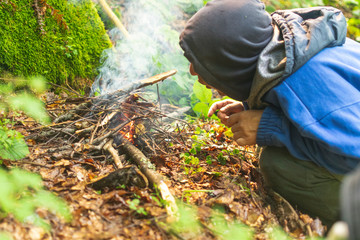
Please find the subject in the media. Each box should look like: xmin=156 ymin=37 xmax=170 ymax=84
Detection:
xmin=0 ymin=89 xmax=327 ymax=240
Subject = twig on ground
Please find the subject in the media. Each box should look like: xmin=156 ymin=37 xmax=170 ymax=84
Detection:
xmin=103 ymin=139 xmax=123 ymax=168
xmin=121 ymin=139 xmax=178 ymax=222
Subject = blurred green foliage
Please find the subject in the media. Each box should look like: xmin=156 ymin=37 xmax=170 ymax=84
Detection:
xmin=0 ymin=0 xmax=112 ymax=86
xmin=266 ymin=0 xmax=360 ymax=41
xmin=170 ymin=204 xmax=255 ymax=239
xmin=0 ymin=76 xmax=72 ymax=238
xmin=0 ymin=75 xmax=50 ymax=160
xmin=0 ymin=168 xmax=72 ymax=231
xmin=0 ymin=120 xmax=29 ymax=161
xmin=191 ymin=81 xmax=213 ymax=117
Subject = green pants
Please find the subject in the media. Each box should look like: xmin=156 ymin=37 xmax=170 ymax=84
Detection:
xmin=260 ymin=146 xmax=343 ymax=227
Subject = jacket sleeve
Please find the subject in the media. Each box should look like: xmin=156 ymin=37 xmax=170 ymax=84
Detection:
xmin=256 ymin=106 xmax=360 ymax=174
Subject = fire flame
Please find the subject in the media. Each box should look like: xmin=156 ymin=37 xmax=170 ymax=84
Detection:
xmin=116 ymin=94 xmax=140 ymax=144
xmin=119 ymin=120 xmax=135 ymax=144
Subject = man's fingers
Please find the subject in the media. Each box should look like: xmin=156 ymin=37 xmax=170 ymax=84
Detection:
xmin=207 ymin=100 xmax=237 ymax=117
xmin=217 ymin=111 xmax=229 ymax=123
xmin=208 ymin=101 xmax=226 ymax=117
xmin=235 ymin=138 xmax=246 ymax=146
xmin=220 ymin=102 xmax=244 ymax=115
xmin=226 ymin=112 xmax=242 ymax=127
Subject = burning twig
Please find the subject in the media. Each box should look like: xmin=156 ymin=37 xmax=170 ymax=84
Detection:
xmin=92 ymin=117 xmax=137 ymax=145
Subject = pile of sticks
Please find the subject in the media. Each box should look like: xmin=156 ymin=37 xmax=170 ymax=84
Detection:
xmin=28 ymin=70 xmax=186 ymax=220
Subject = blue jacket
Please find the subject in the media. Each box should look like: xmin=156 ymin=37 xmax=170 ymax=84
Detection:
xmin=257 ymin=38 xmax=360 ymax=174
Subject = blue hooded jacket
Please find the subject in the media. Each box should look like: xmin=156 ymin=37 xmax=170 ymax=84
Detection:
xmin=258 ymin=38 xmax=360 ymax=174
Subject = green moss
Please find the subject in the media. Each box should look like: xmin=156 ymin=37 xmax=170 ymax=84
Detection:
xmin=0 ymin=0 xmax=112 ymax=86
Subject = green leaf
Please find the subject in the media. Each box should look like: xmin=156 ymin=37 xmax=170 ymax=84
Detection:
xmin=211 ymin=214 xmax=253 ymax=240
xmin=11 ymin=169 xmax=43 ymax=191
xmin=270 ymin=227 xmax=292 ymax=240
xmin=171 ymin=204 xmax=201 ymax=234
xmin=0 ymin=232 xmax=13 ymax=240
xmin=0 ymin=169 xmax=72 ymax=231
xmin=34 ymin=191 xmax=72 ymax=222
xmin=0 ymin=169 xmax=16 ymax=213
xmin=193 ymin=102 xmax=209 ymax=117
xmin=0 ymin=128 xmax=29 ymax=160
xmin=0 ymin=83 xmax=14 ymax=95
xmin=7 ymin=93 xmax=50 ymax=125
xmin=193 ymin=81 xmax=212 ymax=103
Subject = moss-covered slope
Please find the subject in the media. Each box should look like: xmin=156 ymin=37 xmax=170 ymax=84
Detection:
xmin=0 ymin=0 xmax=112 ymax=86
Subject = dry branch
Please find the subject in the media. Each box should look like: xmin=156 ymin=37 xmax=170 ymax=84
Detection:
xmin=121 ymin=139 xmax=178 ymax=221
xmin=98 ymin=0 xmax=129 ymax=38
xmin=53 ymin=101 xmax=91 ymax=123
xmin=103 ymin=139 xmax=123 ymax=168
xmin=96 ymin=69 xmax=177 ymax=104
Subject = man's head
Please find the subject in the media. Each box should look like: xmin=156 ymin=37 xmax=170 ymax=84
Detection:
xmin=179 ymin=0 xmax=273 ymax=101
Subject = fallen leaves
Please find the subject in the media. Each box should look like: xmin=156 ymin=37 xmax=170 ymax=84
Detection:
xmin=0 ymin=93 xmax=326 ymax=240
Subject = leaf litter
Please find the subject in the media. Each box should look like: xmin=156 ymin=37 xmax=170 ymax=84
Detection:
xmin=1 ymin=89 xmax=326 ymax=240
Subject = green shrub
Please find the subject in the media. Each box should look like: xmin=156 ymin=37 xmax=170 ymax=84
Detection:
xmin=0 ymin=0 xmax=112 ymax=87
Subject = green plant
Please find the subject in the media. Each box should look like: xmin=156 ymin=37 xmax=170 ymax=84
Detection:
xmin=206 ymin=155 xmax=214 ymax=164
xmin=0 ymin=119 xmax=29 ymax=161
xmin=0 ymin=232 xmax=12 ymax=240
xmin=170 ymin=203 xmax=254 ymax=239
xmin=180 ymin=152 xmax=203 ymax=175
xmin=181 ymin=189 xmax=214 ymax=203
xmin=0 ymin=76 xmax=72 ymax=237
xmin=170 ymin=203 xmax=201 ymax=237
xmin=0 ymin=76 xmax=50 ymax=160
xmin=210 ymin=213 xmax=254 ymax=240
xmin=150 ymin=185 xmax=168 ymax=207
xmin=216 ymin=151 xmax=228 ymax=165
xmin=127 ymin=198 xmax=148 ymax=216
xmin=0 ymin=168 xmax=72 ymax=231
xmin=191 ymin=80 xmax=214 ymax=117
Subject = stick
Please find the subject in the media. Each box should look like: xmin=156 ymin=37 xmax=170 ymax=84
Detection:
xmin=103 ymin=139 xmax=123 ymax=168
xmin=98 ymin=0 xmax=129 ymax=38
xmin=96 ymin=69 xmax=177 ymax=102
xmin=121 ymin=139 xmax=178 ymax=221
xmin=138 ymin=69 xmax=177 ymax=88
xmin=53 ymin=101 xmax=91 ymax=123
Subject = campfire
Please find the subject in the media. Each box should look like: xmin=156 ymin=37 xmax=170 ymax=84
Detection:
xmin=28 ymin=69 xmax=183 ymax=219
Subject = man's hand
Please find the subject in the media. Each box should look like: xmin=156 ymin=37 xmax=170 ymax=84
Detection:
xmin=208 ymin=100 xmax=244 ymax=125
xmin=227 ymin=110 xmax=264 ymax=146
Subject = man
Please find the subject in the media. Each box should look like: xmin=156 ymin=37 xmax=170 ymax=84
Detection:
xmin=179 ymin=0 xmax=360 ymax=228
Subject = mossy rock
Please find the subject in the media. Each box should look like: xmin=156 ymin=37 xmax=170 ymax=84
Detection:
xmin=0 ymin=0 xmax=112 ymax=87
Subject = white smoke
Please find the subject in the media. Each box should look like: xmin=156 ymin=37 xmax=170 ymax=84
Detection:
xmin=91 ymin=0 xmax=202 ymax=96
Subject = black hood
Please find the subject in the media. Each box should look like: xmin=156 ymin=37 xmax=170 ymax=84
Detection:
xmin=179 ymin=0 xmax=273 ymax=101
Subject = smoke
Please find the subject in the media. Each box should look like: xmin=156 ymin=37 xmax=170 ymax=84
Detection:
xmin=91 ymin=0 xmax=202 ymax=97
